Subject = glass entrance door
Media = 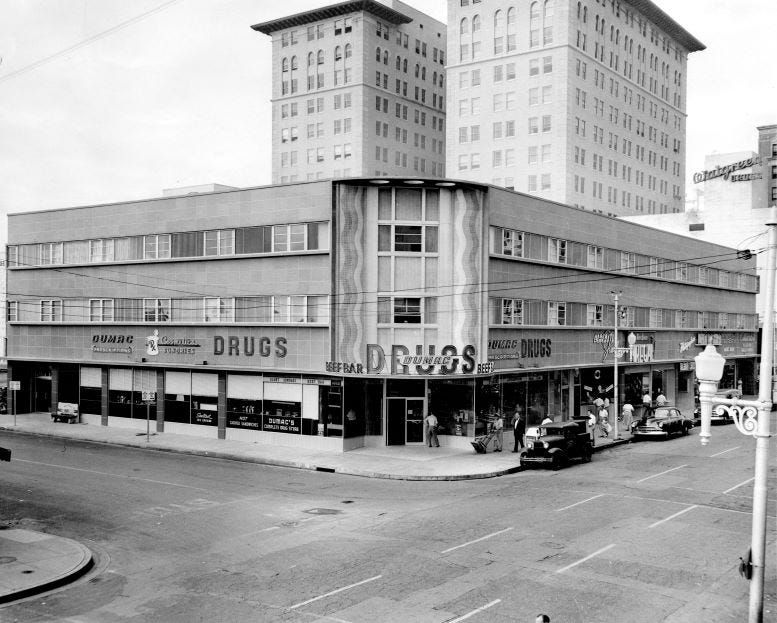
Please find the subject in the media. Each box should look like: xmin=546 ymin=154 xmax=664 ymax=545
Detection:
xmin=386 ymin=398 xmax=425 ymax=445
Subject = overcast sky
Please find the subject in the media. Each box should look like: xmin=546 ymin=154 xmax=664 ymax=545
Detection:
xmin=1 ymin=0 xmax=774 ymax=224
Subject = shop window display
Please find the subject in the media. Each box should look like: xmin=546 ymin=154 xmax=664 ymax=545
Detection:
xmin=428 ymin=378 xmax=474 ymax=437
xmin=108 ymin=368 xmax=133 ymax=418
xmin=79 ymin=366 xmax=102 ymax=416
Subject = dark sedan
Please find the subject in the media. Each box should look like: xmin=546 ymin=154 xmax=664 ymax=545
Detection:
xmin=632 ymin=406 xmax=693 ymax=439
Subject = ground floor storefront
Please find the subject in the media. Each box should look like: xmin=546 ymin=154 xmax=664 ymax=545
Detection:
xmin=7 ymin=353 xmax=758 ymax=452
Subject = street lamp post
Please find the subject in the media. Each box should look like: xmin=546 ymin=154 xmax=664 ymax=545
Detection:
xmin=694 ymin=205 xmax=777 ymax=623
xmin=612 ymin=291 xmax=622 ymax=439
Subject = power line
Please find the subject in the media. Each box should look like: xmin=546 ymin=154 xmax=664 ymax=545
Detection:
xmin=3 ymin=249 xmax=762 ymax=321
xmin=4 ymin=248 xmax=755 ymax=306
xmin=0 ymin=0 xmax=184 ymax=85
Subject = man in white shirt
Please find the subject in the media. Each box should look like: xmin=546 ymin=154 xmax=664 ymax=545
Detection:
xmin=492 ymin=413 xmax=504 ymax=452
xmin=425 ymin=412 xmax=439 ymax=447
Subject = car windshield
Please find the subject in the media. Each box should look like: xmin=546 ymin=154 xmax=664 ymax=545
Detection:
xmin=652 ymin=409 xmax=673 ymax=419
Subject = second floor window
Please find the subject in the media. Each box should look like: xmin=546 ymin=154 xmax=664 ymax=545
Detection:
xmin=587 ymin=245 xmax=603 ymax=269
xmin=204 ymin=230 xmax=235 ymax=256
xmin=144 ymin=298 xmax=171 ymax=322
xmin=90 ymin=239 xmax=114 ymax=263
xmin=41 ymin=300 xmax=63 ymax=322
xmin=587 ymin=304 xmax=603 ymax=326
xmin=144 ymin=234 xmax=171 ymax=259
xmin=204 ymin=297 xmax=235 ymax=323
xmin=90 ymin=299 xmax=114 ymax=322
xmin=548 ymin=301 xmax=566 ymax=325
xmin=548 ymin=238 xmax=567 ymax=263
xmin=502 ymin=229 xmax=523 ymax=257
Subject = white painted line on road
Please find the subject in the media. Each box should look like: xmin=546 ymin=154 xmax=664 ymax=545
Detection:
xmin=711 ymin=446 xmax=741 ymax=457
xmin=446 ymin=599 xmax=502 ymax=622
xmin=637 ymin=464 xmax=688 ymax=483
xmin=14 ymin=459 xmax=210 ymax=491
xmin=441 ymin=527 xmax=514 ymax=554
xmin=555 ymin=543 xmax=616 ymax=574
xmin=724 ymin=477 xmax=754 ymax=495
xmin=649 ymin=505 xmax=698 ymax=528
xmin=556 ymin=493 xmax=605 ymax=512
xmin=288 ymin=574 xmax=382 ymax=610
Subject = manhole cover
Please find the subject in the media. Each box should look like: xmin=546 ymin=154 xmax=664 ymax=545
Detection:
xmin=303 ymin=508 xmax=343 ymax=515
xmin=0 ymin=556 xmax=17 ymax=564
xmin=540 ymin=542 xmax=565 ymax=550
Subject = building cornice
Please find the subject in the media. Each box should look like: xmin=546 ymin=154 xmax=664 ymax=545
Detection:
xmin=628 ymin=0 xmax=705 ymax=52
xmin=251 ymin=1 xmax=412 ymax=35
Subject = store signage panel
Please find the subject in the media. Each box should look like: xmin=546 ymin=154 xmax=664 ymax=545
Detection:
xmin=326 ymin=343 xmax=479 ymax=376
xmin=692 ymin=156 xmax=762 ymax=184
xmin=262 ymin=413 xmax=301 ymax=434
xmin=487 ymin=338 xmax=553 ymax=362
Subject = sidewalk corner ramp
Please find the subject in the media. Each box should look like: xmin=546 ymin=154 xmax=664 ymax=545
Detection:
xmin=0 ymin=528 xmax=94 ymax=604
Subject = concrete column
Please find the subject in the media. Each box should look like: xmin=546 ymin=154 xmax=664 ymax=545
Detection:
xmin=7 ymin=362 xmax=14 ymax=417
xmin=50 ymin=365 xmax=60 ymax=417
xmin=217 ymin=372 xmax=226 ymax=440
xmin=101 ymin=367 xmax=109 ymax=426
xmin=156 ymin=369 xmax=165 ymax=433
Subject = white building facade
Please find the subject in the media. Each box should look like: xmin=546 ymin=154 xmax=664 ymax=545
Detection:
xmin=624 ymin=124 xmax=777 ymax=327
xmin=446 ymin=0 xmax=704 ymax=217
xmin=253 ymin=0 xmax=447 ymax=183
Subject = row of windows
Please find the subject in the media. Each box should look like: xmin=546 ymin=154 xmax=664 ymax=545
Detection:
xmin=9 ymin=295 xmax=330 ymax=325
xmin=8 ymin=222 xmax=329 ymax=268
xmin=280 ymin=92 xmax=353 ymax=120
xmin=490 ymin=298 xmax=757 ymax=331
xmin=458 ymin=1 xmax=555 ymax=61
xmin=280 ymin=19 xmax=351 ymax=47
xmin=490 ymin=226 xmax=758 ymax=291
xmin=458 ymin=56 xmax=553 ymax=90
xmin=17 ymin=292 xmax=756 ymax=332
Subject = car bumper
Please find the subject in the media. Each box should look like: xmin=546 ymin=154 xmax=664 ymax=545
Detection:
xmin=520 ymin=455 xmax=554 ymax=465
xmin=633 ymin=428 xmax=668 ymax=437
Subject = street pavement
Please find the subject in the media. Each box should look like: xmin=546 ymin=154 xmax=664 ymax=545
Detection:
xmin=0 ymin=411 xmax=633 ymax=605
xmin=0 ymin=413 xmax=774 ymax=621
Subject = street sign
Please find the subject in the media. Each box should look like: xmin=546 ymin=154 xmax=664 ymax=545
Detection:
xmin=8 ymin=381 xmax=20 ymax=391
xmin=142 ymin=391 xmax=156 ymax=402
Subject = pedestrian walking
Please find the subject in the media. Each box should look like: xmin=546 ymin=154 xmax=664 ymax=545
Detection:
xmin=598 ymin=404 xmax=611 ymax=438
xmin=655 ymin=389 xmax=667 ymax=406
xmin=621 ymin=402 xmax=634 ymax=431
xmin=492 ymin=412 xmax=504 ymax=452
xmin=425 ymin=412 xmax=439 ymax=447
xmin=642 ymin=389 xmax=652 ymax=407
xmin=512 ymin=407 xmax=525 ymax=452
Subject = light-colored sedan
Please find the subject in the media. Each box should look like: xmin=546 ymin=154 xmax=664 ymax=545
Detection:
xmin=633 ymin=406 xmax=694 ymax=439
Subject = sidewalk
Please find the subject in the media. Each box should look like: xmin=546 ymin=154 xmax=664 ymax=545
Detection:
xmin=0 ymin=412 xmax=631 ymax=482
xmin=0 ymin=528 xmax=93 ymax=605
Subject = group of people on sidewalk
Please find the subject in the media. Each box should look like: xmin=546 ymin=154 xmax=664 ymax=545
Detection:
xmin=424 ymin=388 xmax=671 ymax=449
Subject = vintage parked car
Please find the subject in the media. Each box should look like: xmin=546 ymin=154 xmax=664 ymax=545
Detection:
xmin=632 ymin=406 xmax=693 ymax=439
xmin=519 ymin=420 xmax=593 ymax=470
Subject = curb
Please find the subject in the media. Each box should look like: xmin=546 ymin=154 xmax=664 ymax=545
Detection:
xmin=0 ymin=536 xmax=94 ymax=605
xmin=0 ymin=426 xmax=626 ymax=481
